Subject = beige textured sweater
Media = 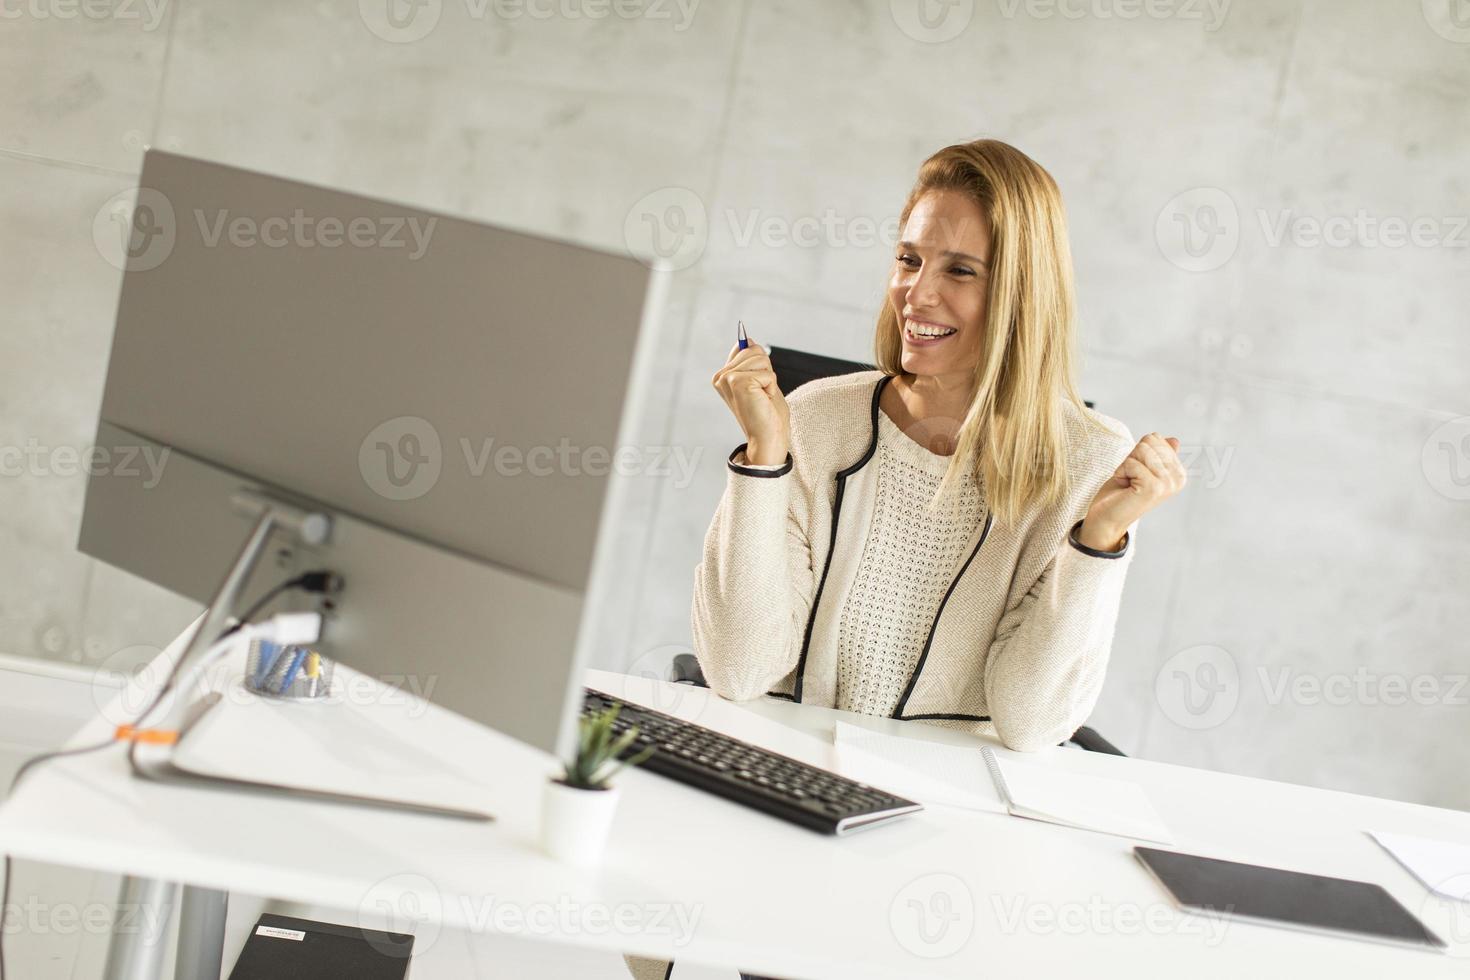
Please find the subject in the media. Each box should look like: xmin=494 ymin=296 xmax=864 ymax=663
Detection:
xmin=691 ymin=370 xmax=1138 ymax=752
xmin=834 ymin=409 xmax=986 ymax=716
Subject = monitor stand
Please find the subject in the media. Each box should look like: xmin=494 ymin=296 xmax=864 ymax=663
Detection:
xmin=122 ymin=489 xmax=495 ymax=822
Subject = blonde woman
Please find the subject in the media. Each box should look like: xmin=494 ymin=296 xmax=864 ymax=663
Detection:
xmin=625 ymin=139 xmax=1185 ymax=980
xmin=702 ymin=138 xmax=1186 ymax=747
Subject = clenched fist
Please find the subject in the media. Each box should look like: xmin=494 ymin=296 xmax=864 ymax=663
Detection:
xmin=711 ymin=340 xmax=790 ymax=465
xmin=1080 ymin=432 xmax=1187 ymax=550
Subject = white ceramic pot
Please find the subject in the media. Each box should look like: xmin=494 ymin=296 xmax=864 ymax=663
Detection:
xmin=540 ymin=779 xmax=621 ymax=866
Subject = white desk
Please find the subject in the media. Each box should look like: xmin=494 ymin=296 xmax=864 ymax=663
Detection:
xmin=1 ymin=632 xmax=1468 ymax=979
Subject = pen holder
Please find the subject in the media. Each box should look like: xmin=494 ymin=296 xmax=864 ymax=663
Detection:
xmin=245 ymin=640 xmax=334 ymax=700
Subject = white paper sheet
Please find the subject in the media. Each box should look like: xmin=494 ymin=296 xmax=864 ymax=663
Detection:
xmin=1370 ymin=831 xmax=1470 ymax=901
xmin=832 ymin=722 xmax=1007 ymax=813
xmin=988 ymin=751 xmax=1174 ymax=844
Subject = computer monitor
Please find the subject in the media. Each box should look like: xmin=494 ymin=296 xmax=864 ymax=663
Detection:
xmin=79 ymin=150 xmax=665 ymax=766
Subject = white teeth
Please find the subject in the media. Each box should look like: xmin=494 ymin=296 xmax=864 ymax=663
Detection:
xmin=907 ymin=322 xmax=956 ymax=339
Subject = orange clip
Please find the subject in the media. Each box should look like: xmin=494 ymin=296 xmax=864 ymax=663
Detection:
xmin=114 ymin=725 xmax=179 ymax=746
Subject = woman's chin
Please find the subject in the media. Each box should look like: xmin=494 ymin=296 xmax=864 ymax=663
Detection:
xmin=900 ymin=348 xmax=948 ymax=374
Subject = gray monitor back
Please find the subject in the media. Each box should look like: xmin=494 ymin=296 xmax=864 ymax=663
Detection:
xmin=80 ymin=151 xmax=664 ymax=759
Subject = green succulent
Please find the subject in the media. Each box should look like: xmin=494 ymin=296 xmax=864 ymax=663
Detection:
xmin=559 ymin=705 xmax=656 ymax=790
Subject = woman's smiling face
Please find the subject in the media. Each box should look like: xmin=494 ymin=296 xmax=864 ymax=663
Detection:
xmin=888 ymin=189 xmax=993 ymax=380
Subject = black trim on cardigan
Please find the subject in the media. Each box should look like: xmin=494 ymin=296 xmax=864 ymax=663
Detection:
xmin=792 ymin=374 xmax=894 ymax=702
xmin=898 ymin=712 xmax=993 ymax=722
xmin=892 ymin=510 xmax=995 ymax=718
xmin=765 ymin=690 xmax=796 ymax=701
xmin=728 ymin=443 xmax=793 ymax=478
xmin=1067 ymin=519 xmax=1129 ymax=559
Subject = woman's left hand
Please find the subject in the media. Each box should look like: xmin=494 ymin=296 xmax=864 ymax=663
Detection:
xmin=1079 ymin=432 xmax=1187 ymax=551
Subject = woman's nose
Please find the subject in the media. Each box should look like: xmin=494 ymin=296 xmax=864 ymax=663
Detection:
xmin=906 ymin=266 xmax=941 ymax=309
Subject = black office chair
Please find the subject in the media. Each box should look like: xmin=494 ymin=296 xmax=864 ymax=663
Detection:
xmin=680 ymin=345 xmax=1124 ymax=757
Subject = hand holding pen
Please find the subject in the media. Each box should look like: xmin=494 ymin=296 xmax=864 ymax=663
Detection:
xmin=711 ymin=322 xmax=790 ymax=466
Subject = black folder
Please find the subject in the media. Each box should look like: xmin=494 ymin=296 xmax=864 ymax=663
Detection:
xmin=227 ymin=913 xmax=415 ymax=980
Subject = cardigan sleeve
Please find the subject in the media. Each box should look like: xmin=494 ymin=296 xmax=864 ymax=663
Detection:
xmin=981 ymin=520 xmax=1137 ymax=751
xmin=690 ymin=444 xmax=819 ymax=701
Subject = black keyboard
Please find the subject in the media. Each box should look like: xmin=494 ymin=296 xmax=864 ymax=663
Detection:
xmin=582 ymin=689 xmax=922 ymax=835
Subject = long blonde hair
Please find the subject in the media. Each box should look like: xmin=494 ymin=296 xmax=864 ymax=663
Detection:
xmin=875 ymin=139 xmax=1099 ymax=527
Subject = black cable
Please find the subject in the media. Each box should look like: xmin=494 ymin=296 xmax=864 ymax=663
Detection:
xmin=221 ymin=569 xmax=341 ymax=640
xmin=0 ymin=568 xmax=339 ymax=979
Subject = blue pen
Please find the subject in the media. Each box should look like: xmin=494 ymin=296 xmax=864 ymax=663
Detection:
xmin=737 ymin=321 xmax=749 ymax=350
xmin=254 ymin=640 xmax=281 ymax=688
xmin=278 ymin=647 xmax=309 ymax=694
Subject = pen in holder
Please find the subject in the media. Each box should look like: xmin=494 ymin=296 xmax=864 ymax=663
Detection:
xmin=246 ymin=639 xmax=333 ymax=700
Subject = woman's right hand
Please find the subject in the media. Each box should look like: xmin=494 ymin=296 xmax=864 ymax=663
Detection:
xmin=711 ymin=341 xmax=790 ymax=465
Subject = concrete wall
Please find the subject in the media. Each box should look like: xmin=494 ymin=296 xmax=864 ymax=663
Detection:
xmin=3 ymin=0 xmax=1467 ymax=808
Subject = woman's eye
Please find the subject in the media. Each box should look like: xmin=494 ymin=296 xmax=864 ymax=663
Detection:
xmin=951 ymin=265 xmax=975 ymax=277
xmin=897 ymin=253 xmax=920 ymax=268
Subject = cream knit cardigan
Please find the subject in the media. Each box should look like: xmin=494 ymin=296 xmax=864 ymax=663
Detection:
xmin=624 ymin=373 xmax=1137 ymax=980
xmin=691 ymin=370 xmax=1139 ymax=752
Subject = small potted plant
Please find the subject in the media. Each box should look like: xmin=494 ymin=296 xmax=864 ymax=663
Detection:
xmin=540 ymin=705 xmax=655 ymax=866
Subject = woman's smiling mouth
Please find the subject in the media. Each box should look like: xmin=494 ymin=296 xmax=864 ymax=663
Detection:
xmin=904 ymin=318 xmax=958 ymax=345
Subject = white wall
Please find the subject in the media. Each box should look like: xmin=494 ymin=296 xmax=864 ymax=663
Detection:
xmin=2 ymin=0 xmax=1467 ymax=809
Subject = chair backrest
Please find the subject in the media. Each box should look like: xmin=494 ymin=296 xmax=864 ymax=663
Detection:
xmin=768 ymin=346 xmax=1094 ymax=409
xmin=768 ymin=347 xmax=874 ymax=396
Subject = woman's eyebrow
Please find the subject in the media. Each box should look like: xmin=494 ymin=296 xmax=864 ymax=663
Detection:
xmin=897 ymin=240 xmax=990 ymax=268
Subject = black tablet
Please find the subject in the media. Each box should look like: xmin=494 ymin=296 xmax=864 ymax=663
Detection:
xmin=1135 ymin=847 xmax=1446 ymax=952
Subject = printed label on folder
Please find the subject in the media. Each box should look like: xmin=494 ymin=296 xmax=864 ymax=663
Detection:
xmin=256 ymin=926 xmax=306 ymax=941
